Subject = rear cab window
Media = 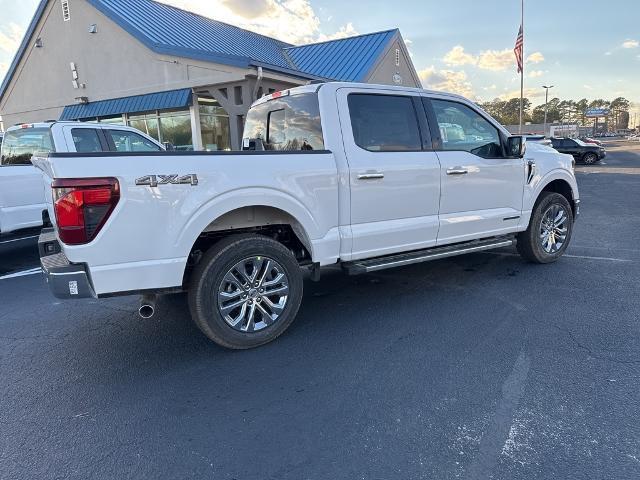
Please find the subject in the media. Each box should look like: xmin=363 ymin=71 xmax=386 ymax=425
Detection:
xmin=243 ymin=93 xmax=324 ymax=151
xmin=0 ymin=127 xmax=55 ymax=166
xmin=71 ymin=128 xmax=104 ymax=152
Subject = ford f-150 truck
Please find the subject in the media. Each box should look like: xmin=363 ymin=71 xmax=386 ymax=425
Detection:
xmin=34 ymin=82 xmax=580 ymax=349
xmin=0 ymin=121 xmax=163 ymax=236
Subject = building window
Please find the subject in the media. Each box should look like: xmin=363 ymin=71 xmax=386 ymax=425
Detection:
xmin=128 ymin=113 xmax=159 ymax=140
xmin=61 ymin=0 xmax=70 ymax=21
xmin=159 ymin=110 xmax=193 ymax=150
xmin=98 ymin=115 xmax=125 ymax=125
xmin=198 ymin=97 xmax=230 ymax=151
xmin=395 ymin=49 xmax=400 ymax=67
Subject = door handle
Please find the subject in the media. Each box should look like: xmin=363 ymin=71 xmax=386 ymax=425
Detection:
xmin=446 ymin=167 xmax=468 ymax=175
xmin=357 ymin=172 xmax=384 ymax=180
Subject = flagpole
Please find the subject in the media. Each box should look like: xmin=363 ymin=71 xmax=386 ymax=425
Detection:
xmin=519 ymin=0 xmax=524 ymax=134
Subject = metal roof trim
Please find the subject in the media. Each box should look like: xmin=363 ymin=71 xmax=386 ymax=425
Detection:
xmin=58 ymin=88 xmax=193 ymax=121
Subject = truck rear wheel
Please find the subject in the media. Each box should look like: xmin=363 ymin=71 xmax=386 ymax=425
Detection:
xmin=517 ymin=192 xmax=574 ymax=264
xmin=188 ymin=234 xmax=303 ymax=349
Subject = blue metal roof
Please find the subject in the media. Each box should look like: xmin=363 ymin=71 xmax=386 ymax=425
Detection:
xmin=87 ymin=0 xmax=294 ymax=70
xmin=285 ymin=30 xmax=398 ymax=82
xmin=0 ymin=0 xmax=403 ymax=104
xmin=59 ymin=88 xmax=192 ymax=120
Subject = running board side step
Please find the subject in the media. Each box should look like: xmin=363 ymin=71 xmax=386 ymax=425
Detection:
xmin=342 ymin=236 xmax=516 ymax=275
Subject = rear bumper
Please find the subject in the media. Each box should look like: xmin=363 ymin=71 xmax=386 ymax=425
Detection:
xmin=39 ymin=228 xmax=95 ymax=299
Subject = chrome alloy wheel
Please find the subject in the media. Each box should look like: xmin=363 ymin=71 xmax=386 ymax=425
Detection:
xmin=217 ymin=256 xmax=289 ymax=333
xmin=539 ymin=204 xmax=569 ymax=254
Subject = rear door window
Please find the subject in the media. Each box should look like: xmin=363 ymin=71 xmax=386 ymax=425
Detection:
xmin=107 ymin=130 xmax=162 ymax=152
xmin=347 ymin=94 xmax=422 ymax=152
xmin=71 ymin=128 xmax=104 ymax=152
xmin=0 ymin=127 xmax=55 ymax=166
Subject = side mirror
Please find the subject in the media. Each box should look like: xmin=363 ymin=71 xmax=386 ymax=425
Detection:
xmin=506 ymin=136 xmax=525 ymax=158
xmin=163 ymin=142 xmax=175 ymax=151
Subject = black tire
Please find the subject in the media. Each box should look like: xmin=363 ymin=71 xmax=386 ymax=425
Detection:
xmin=517 ymin=192 xmax=574 ymax=264
xmin=582 ymin=152 xmax=598 ymax=165
xmin=188 ymin=234 xmax=303 ymax=349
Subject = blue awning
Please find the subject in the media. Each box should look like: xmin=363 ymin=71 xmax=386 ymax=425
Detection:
xmin=59 ymin=88 xmax=193 ymax=120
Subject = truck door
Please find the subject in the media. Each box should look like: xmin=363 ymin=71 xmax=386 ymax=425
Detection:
xmin=337 ymin=88 xmax=441 ymax=260
xmin=424 ymin=97 xmax=524 ymax=245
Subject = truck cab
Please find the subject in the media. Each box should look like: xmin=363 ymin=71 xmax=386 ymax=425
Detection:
xmin=0 ymin=121 xmax=163 ymax=235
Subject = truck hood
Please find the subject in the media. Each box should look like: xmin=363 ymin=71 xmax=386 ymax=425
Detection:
xmin=525 ymin=140 xmax=575 ymax=172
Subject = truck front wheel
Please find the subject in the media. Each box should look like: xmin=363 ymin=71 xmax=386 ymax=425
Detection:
xmin=517 ymin=192 xmax=574 ymax=264
xmin=188 ymin=234 xmax=303 ymax=349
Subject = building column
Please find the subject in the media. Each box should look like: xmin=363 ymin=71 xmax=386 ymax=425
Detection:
xmin=190 ymin=94 xmax=203 ymax=151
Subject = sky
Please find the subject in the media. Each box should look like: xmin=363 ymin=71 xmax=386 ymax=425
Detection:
xmin=1 ymin=0 xmax=639 ymax=122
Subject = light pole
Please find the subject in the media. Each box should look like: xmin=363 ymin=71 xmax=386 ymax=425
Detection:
xmin=543 ymin=85 xmax=554 ymax=137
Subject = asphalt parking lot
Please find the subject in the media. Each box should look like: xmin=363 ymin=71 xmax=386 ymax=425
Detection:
xmin=1 ymin=141 xmax=639 ymax=480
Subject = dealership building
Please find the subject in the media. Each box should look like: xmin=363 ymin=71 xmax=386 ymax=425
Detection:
xmin=0 ymin=0 xmax=421 ymax=150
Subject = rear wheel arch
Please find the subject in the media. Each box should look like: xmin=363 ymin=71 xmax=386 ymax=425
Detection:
xmin=182 ymin=205 xmax=314 ymax=286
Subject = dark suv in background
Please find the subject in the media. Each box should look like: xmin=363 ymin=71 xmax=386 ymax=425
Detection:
xmin=550 ymin=137 xmax=606 ymax=164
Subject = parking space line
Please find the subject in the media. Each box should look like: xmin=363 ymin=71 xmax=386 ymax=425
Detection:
xmin=0 ymin=235 xmax=39 ymax=245
xmin=482 ymin=251 xmax=633 ymax=263
xmin=0 ymin=267 xmax=42 ymax=281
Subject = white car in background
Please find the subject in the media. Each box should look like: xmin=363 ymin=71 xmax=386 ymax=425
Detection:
xmin=0 ymin=122 xmax=163 ymax=236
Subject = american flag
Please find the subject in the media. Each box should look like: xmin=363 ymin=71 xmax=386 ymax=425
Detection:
xmin=514 ymin=24 xmax=524 ymax=73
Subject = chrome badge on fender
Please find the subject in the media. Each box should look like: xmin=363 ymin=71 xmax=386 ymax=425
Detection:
xmin=135 ymin=174 xmax=199 ymax=187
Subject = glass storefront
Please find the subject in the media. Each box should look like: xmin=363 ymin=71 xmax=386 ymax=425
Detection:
xmin=198 ymin=97 xmax=231 ymax=151
xmin=126 ymin=109 xmax=193 ymax=150
xmin=89 ymin=96 xmax=232 ymax=151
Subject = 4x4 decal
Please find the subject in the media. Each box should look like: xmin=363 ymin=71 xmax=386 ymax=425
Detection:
xmin=135 ymin=174 xmax=198 ymax=187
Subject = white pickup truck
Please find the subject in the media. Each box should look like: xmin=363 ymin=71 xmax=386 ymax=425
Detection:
xmin=0 ymin=121 xmax=163 ymax=236
xmin=34 ymin=82 xmax=579 ymax=349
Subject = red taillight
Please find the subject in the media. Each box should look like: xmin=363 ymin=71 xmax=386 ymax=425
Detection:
xmin=52 ymin=178 xmax=119 ymax=245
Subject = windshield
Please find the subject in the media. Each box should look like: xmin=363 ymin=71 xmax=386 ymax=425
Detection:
xmin=1 ymin=127 xmax=55 ymax=166
xmin=573 ymin=138 xmax=588 ymax=147
xmin=243 ymin=93 xmax=324 ymax=151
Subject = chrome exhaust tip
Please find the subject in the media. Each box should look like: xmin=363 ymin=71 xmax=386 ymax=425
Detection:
xmin=138 ymin=294 xmax=157 ymax=319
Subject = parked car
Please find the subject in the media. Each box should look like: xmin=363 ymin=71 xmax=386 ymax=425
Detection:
xmin=34 ymin=82 xmax=579 ymax=349
xmin=523 ymin=134 xmax=552 ymax=147
xmin=0 ymin=121 xmax=163 ymax=236
xmin=579 ymin=137 xmax=603 ymax=146
xmin=550 ymin=137 xmax=606 ymax=164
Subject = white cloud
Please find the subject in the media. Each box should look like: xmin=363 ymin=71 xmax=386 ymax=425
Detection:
xmin=442 ymin=46 xmax=545 ymax=72
xmin=404 ymin=38 xmax=414 ymax=58
xmin=443 ymin=45 xmax=477 ymax=66
xmin=583 ymin=84 xmax=593 ymax=90
xmin=418 ymin=66 xmax=475 ymax=98
xmin=0 ymin=22 xmax=25 ymax=55
xmin=528 ymin=70 xmax=544 ymax=78
xmin=622 ymin=39 xmax=639 ymax=49
xmin=499 ymin=87 xmax=545 ymax=100
xmin=526 ymin=52 xmax=544 ymax=63
xmin=158 ymin=0 xmax=354 ymax=45
xmin=477 ymin=49 xmax=514 ymax=71
xmin=316 ymin=22 xmax=357 ymax=42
